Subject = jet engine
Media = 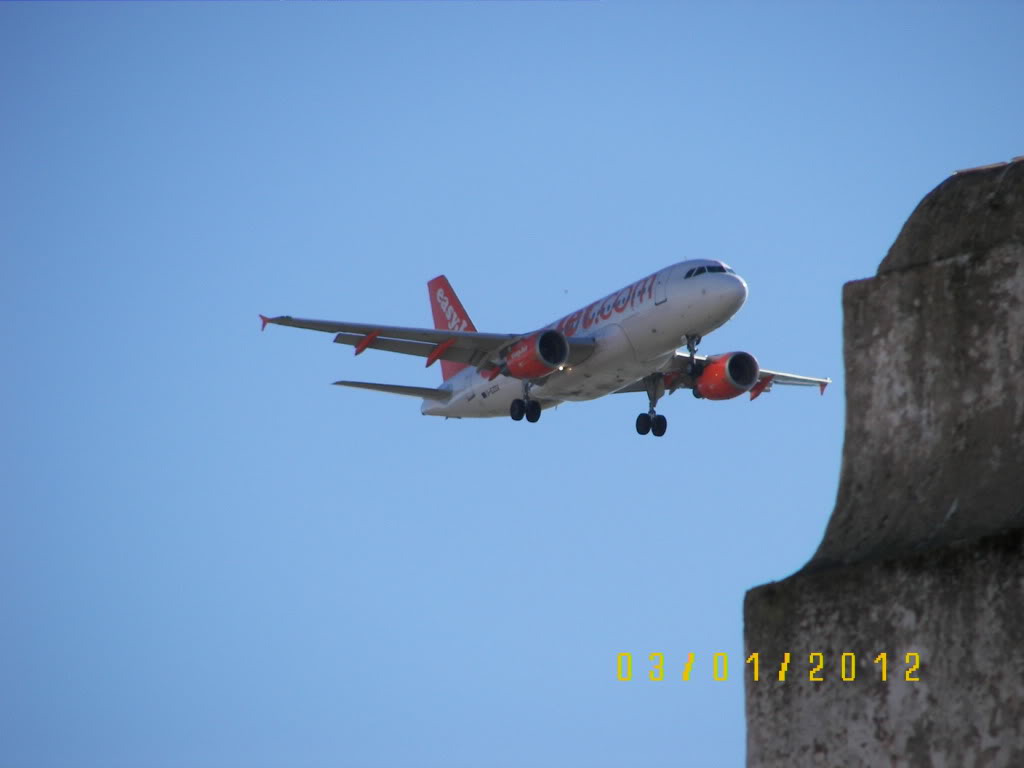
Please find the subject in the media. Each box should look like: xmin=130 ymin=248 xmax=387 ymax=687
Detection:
xmin=693 ymin=352 xmax=760 ymax=400
xmin=504 ymin=330 xmax=570 ymax=379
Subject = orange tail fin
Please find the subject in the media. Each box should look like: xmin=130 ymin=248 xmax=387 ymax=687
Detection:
xmin=427 ymin=275 xmax=477 ymax=381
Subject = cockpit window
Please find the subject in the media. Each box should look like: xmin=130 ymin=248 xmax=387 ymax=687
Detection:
xmin=684 ymin=264 xmax=737 ymax=279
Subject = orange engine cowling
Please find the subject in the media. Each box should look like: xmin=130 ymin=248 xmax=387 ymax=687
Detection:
xmin=694 ymin=352 xmax=760 ymax=400
xmin=505 ymin=329 xmax=570 ymax=379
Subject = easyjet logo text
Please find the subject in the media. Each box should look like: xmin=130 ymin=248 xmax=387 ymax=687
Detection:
xmin=553 ymin=273 xmax=658 ymax=337
xmin=435 ymin=288 xmax=469 ymax=333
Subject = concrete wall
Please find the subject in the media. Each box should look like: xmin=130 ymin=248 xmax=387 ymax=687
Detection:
xmin=744 ymin=157 xmax=1024 ymax=767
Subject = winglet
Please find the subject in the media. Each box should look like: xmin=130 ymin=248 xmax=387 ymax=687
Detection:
xmin=819 ymin=380 xmax=829 ymax=395
xmin=259 ymin=314 xmax=270 ymax=332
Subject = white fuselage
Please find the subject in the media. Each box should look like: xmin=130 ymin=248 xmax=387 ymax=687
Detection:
xmin=421 ymin=259 xmax=748 ymax=418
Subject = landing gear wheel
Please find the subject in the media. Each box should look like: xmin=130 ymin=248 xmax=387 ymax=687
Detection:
xmin=525 ymin=400 xmax=542 ymax=423
xmin=691 ymin=387 xmax=703 ymax=399
xmin=651 ymin=414 xmax=668 ymax=437
xmin=510 ymin=399 xmax=526 ymax=421
xmin=636 ymin=413 xmax=652 ymax=435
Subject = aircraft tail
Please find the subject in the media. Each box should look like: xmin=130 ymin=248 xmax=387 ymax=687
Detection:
xmin=427 ymin=275 xmax=477 ymax=381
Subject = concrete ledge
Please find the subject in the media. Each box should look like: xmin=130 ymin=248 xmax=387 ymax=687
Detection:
xmin=745 ymin=529 xmax=1024 ymax=768
xmin=812 ymin=247 xmax=1024 ymax=569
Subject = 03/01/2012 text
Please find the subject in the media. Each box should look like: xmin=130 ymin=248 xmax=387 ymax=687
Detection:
xmin=615 ymin=651 xmax=921 ymax=683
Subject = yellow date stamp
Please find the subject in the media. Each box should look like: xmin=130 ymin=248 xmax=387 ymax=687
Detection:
xmin=616 ymin=651 xmax=922 ymax=682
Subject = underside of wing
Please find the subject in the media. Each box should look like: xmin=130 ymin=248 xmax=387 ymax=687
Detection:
xmin=756 ymin=367 xmax=832 ymax=391
xmin=333 ymin=380 xmax=452 ymax=401
xmin=613 ymin=353 xmax=831 ymax=399
xmin=611 ymin=379 xmax=657 ymax=395
xmin=611 ymin=354 xmax=708 ymax=395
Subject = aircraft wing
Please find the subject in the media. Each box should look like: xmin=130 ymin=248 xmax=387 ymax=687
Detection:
xmin=260 ymin=314 xmax=519 ymax=369
xmin=261 ymin=314 xmax=598 ymax=372
xmin=614 ymin=353 xmax=831 ymax=399
xmin=755 ymin=367 xmax=831 ymax=391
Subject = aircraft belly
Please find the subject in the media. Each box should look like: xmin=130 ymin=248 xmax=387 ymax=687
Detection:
xmin=537 ymin=323 xmax=643 ymax=402
xmin=425 ymin=310 xmax=693 ymax=414
xmin=539 ymin=361 xmax=656 ymax=401
xmin=423 ymin=374 xmax=532 ymax=418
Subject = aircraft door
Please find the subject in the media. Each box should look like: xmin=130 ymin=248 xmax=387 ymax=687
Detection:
xmin=654 ymin=267 xmax=672 ymax=305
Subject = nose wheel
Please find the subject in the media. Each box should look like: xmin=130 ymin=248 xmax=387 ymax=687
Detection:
xmin=685 ymin=334 xmax=704 ymax=376
xmin=636 ymin=412 xmax=667 ymax=436
xmin=636 ymin=373 xmax=669 ymax=437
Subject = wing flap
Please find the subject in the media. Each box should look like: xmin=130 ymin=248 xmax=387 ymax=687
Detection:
xmin=263 ymin=314 xmax=521 ymax=368
xmin=757 ymin=368 xmax=831 ymax=390
xmin=331 ymin=333 xmax=481 ymax=365
xmin=264 ymin=315 xmax=516 ymax=346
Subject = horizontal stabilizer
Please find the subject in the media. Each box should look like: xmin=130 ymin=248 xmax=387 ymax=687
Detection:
xmin=333 ymin=380 xmax=452 ymax=402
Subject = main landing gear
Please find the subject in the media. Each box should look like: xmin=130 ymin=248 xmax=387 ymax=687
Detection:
xmin=510 ymin=381 xmax=542 ymax=423
xmin=685 ymin=334 xmax=703 ymax=376
xmin=634 ymin=335 xmax=706 ymax=436
xmin=636 ymin=373 xmax=668 ymax=437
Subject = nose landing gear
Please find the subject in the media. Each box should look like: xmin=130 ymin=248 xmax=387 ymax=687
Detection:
xmin=636 ymin=412 xmax=652 ymax=434
xmin=684 ymin=334 xmax=707 ymax=398
xmin=636 ymin=412 xmax=668 ymax=436
xmin=636 ymin=373 xmax=669 ymax=437
xmin=685 ymin=334 xmax=704 ymax=377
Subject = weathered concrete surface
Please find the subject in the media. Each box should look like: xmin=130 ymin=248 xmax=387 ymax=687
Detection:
xmin=745 ymin=157 xmax=1024 ymax=767
xmin=880 ymin=157 xmax=1024 ymax=275
xmin=746 ymin=531 xmax=1024 ymax=768
xmin=816 ymin=158 xmax=1024 ymax=568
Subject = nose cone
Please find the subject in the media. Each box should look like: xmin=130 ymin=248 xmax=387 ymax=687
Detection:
xmin=729 ymin=273 xmax=749 ymax=311
xmin=710 ymin=273 xmax=748 ymax=317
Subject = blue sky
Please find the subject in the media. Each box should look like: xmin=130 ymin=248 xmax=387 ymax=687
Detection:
xmin=2 ymin=2 xmax=1021 ymax=766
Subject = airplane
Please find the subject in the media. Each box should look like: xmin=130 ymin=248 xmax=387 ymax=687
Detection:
xmin=260 ymin=260 xmax=830 ymax=436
